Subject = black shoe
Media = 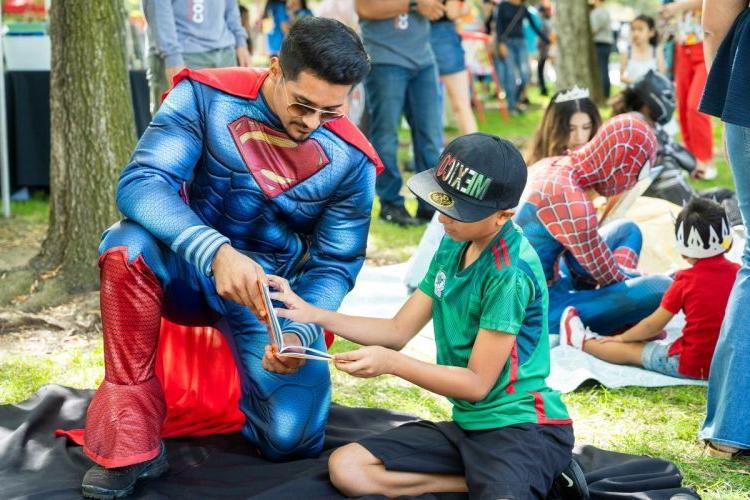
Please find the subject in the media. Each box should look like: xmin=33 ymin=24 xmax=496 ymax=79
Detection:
xmin=82 ymin=442 xmax=169 ymax=499
xmin=550 ymin=459 xmax=589 ymax=499
xmin=379 ymin=203 xmax=419 ymax=226
xmin=415 ymin=206 xmax=435 ymax=224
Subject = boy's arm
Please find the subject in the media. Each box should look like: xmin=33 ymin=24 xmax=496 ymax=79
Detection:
xmin=271 ymin=279 xmax=433 ymax=350
xmin=603 ymin=307 xmax=674 ymax=343
xmin=335 ymin=328 xmax=516 ymax=402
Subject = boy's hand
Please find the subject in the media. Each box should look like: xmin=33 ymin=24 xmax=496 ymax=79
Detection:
xmin=268 ymin=275 xmax=320 ymax=324
xmin=262 ymin=334 xmax=306 ymax=374
xmin=334 ymin=346 xmax=395 ymax=378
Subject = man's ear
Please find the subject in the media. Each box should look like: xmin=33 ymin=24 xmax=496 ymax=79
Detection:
xmin=269 ymin=57 xmax=282 ymax=79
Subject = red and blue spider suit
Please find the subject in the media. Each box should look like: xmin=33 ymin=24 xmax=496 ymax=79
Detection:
xmin=82 ymin=68 xmax=382 ymax=468
xmin=514 ymin=114 xmax=672 ymax=335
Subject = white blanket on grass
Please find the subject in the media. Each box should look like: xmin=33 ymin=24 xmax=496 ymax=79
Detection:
xmin=339 ymin=263 xmax=708 ymax=394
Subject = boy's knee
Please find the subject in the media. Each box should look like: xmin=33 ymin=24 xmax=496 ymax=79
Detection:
xmin=329 ymin=444 xmax=377 ymax=497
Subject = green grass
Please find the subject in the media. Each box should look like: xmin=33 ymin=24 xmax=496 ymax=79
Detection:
xmin=7 ymin=191 xmax=49 ymax=222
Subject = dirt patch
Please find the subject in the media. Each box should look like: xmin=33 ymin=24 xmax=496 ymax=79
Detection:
xmin=0 ymin=291 xmax=101 ymax=357
xmin=0 ymin=213 xmax=103 ymax=357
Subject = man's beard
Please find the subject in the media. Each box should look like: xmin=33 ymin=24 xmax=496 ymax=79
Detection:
xmin=287 ymin=120 xmax=313 ymax=142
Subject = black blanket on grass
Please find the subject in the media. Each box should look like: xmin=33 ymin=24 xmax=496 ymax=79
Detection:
xmin=0 ymin=385 xmax=699 ymax=499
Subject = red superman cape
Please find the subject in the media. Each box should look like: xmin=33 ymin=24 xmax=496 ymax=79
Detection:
xmin=57 ymin=68 xmax=381 ymax=445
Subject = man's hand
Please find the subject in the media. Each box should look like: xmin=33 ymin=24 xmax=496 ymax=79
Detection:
xmin=268 ymin=275 xmax=321 ymax=324
xmin=334 ymin=346 xmax=395 ymax=378
xmin=165 ymin=65 xmax=186 ymax=87
xmin=236 ymin=46 xmax=252 ymax=67
xmin=212 ymin=244 xmax=268 ymax=321
xmin=262 ymin=334 xmax=306 ymax=374
xmin=416 ymin=0 xmax=445 ymax=21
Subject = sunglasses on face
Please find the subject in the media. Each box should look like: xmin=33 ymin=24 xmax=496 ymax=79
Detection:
xmin=281 ymin=76 xmax=344 ymax=124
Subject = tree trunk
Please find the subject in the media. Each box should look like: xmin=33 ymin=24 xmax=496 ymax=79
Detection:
xmin=37 ymin=0 xmax=136 ymax=292
xmin=554 ymin=0 xmax=603 ymax=103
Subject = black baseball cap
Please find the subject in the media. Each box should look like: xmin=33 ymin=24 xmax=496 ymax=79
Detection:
xmin=407 ymin=133 xmax=527 ymax=222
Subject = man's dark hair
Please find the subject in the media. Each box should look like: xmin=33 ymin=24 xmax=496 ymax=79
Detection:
xmin=279 ymin=17 xmax=370 ymax=86
xmin=675 ymin=197 xmax=728 ymax=251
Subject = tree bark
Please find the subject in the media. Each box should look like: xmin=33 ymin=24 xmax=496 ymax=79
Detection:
xmin=37 ymin=1 xmax=136 ymax=292
xmin=554 ymin=0 xmax=603 ymax=103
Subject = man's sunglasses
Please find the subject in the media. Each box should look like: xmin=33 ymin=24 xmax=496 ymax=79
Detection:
xmin=281 ymin=76 xmax=344 ymax=124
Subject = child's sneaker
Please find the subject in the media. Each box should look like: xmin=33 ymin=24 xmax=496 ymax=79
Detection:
xmin=560 ymin=307 xmax=598 ymax=349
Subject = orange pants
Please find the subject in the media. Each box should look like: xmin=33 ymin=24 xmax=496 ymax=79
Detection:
xmin=674 ymin=42 xmax=713 ymax=163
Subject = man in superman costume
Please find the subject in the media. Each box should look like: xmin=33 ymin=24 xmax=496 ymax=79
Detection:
xmin=514 ymin=113 xmax=673 ymax=337
xmin=80 ymin=17 xmax=381 ymax=498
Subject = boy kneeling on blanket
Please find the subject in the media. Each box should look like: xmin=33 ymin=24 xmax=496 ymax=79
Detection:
xmin=561 ymin=197 xmax=739 ymax=380
xmin=269 ymin=134 xmax=583 ymax=499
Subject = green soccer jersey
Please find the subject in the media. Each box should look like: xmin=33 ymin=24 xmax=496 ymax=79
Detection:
xmin=418 ymin=220 xmax=571 ymax=430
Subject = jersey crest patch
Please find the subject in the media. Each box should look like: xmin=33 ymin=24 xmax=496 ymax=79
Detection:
xmin=228 ymin=117 xmax=330 ymax=198
xmin=434 ymin=270 xmax=446 ymax=298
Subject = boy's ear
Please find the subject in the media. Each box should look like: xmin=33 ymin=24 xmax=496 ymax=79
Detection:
xmin=497 ymin=210 xmax=514 ymax=224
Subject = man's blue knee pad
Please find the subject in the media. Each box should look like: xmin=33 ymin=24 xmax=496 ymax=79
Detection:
xmin=241 ymin=378 xmax=330 ymax=461
xmin=99 ymin=220 xmax=169 ymax=282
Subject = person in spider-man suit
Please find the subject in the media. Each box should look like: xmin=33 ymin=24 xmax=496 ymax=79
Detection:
xmin=81 ymin=18 xmax=382 ymax=499
xmin=514 ymin=113 xmax=672 ymax=337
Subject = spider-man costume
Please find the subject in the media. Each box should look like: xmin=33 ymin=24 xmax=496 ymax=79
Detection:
xmin=83 ymin=68 xmax=382 ymax=468
xmin=514 ymin=114 xmax=672 ymax=335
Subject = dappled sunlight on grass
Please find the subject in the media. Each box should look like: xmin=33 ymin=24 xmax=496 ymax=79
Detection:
xmin=0 ymin=343 xmax=104 ymax=405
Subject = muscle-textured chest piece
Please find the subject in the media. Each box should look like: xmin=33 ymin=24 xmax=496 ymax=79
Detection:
xmin=228 ymin=117 xmax=330 ymax=198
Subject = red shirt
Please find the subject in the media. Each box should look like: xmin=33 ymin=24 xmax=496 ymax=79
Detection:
xmin=662 ymin=255 xmax=740 ymax=379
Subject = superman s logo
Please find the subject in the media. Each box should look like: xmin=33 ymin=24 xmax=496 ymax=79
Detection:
xmin=228 ymin=117 xmax=330 ymax=198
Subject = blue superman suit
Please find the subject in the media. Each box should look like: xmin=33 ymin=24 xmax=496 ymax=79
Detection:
xmin=83 ymin=71 xmax=376 ymax=468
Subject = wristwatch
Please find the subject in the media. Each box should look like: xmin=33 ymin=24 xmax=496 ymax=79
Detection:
xmin=408 ymin=0 xmax=418 ymax=13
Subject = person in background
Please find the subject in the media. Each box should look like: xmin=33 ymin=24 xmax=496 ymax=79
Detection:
xmin=262 ymin=0 xmax=288 ymax=56
xmin=524 ymin=86 xmax=602 ymax=165
xmin=315 ymin=0 xmax=359 ymax=31
xmin=493 ymin=0 xmax=549 ymax=114
xmin=699 ymin=0 xmax=750 ymax=460
xmin=143 ymin=0 xmax=251 ymax=115
xmin=314 ymin=0 xmax=365 ymax=127
xmin=620 ymin=15 xmax=665 ymax=84
xmin=660 ymin=0 xmax=714 ymax=179
xmin=357 ymin=0 xmax=445 ymax=226
xmin=238 ymin=5 xmax=254 ymax=55
xmin=590 ymin=0 xmax=614 ymax=98
xmin=561 ymin=198 xmax=738 ymax=382
xmin=515 ymin=114 xmax=672 ymax=337
xmin=282 ymin=0 xmax=313 ymax=34
xmin=536 ymin=4 xmax=553 ymax=96
xmin=430 ymin=0 xmax=478 ymax=135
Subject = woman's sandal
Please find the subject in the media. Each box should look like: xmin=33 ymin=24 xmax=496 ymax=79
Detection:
xmin=706 ymin=441 xmax=745 ymax=459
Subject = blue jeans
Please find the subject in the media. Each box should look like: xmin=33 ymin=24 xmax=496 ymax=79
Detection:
xmin=548 ymin=220 xmax=671 ymax=335
xmin=700 ymin=123 xmax=750 ymax=449
xmin=595 ymin=42 xmax=612 ymax=98
xmin=493 ymin=37 xmax=530 ymax=111
xmin=365 ymin=63 xmax=443 ymax=208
